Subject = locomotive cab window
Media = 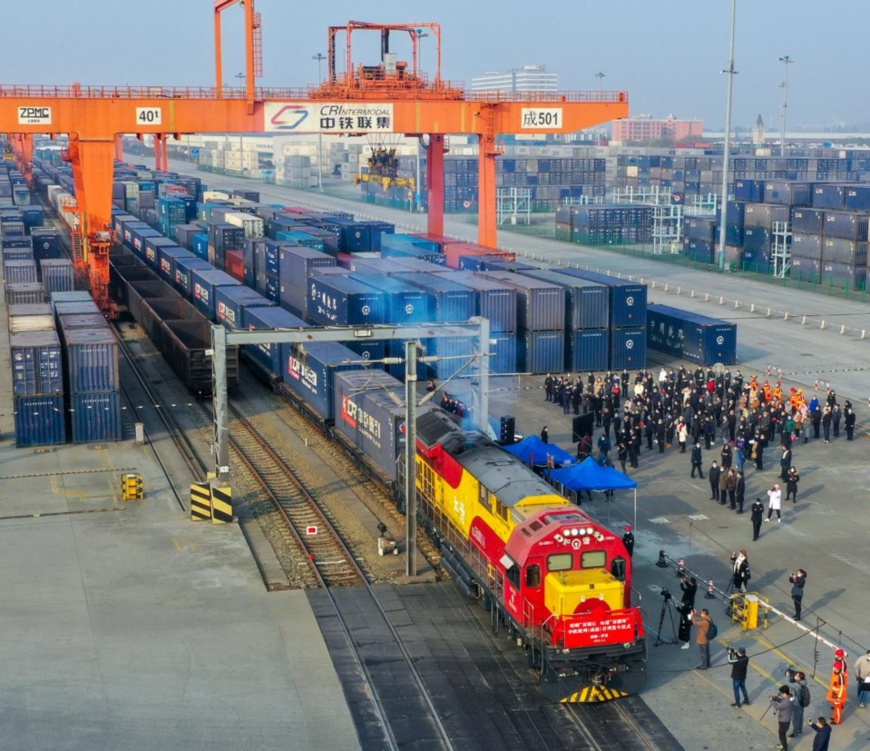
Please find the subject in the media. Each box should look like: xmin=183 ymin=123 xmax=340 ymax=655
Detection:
xmin=547 ymin=552 xmax=573 ymax=572
xmin=525 ymin=564 xmax=541 ymax=587
xmin=581 ymin=550 xmax=606 ymax=569
xmin=478 ymin=485 xmax=492 ymax=511
xmin=505 ymin=564 xmax=520 ymax=589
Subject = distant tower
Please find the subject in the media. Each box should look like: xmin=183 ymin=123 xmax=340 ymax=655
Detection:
xmin=752 ymin=114 xmax=765 ymax=146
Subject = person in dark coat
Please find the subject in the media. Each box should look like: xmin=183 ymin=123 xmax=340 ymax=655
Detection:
xmin=680 ymin=575 xmax=698 ymax=611
xmin=785 ymin=466 xmax=800 ymax=502
xmin=789 ymin=569 xmax=807 ymax=621
xmin=720 ymin=440 xmax=733 ymax=469
xmin=780 ymin=444 xmax=793 ymax=481
xmin=844 ymin=404 xmax=856 ymax=440
xmin=750 ymin=498 xmax=765 ymax=541
xmin=735 ymin=470 xmax=746 ymax=513
xmin=808 ymin=717 xmax=832 ymax=751
xmin=622 ymin=526 xmax=634 ymax=557
xmin=730 ymin=550 xmax=751 ymax=593
xmin=709 ymin=461 xmax=721 ymax=502
xmin=541 ymin=426 xmax=549 ymax=444
xmin=728 ymin=647 xmax=751 ymax=707
xmin=617 ymin=442 xmax=628 ymax=473
xmin=691 ymin=441 xmax=704 ymax=478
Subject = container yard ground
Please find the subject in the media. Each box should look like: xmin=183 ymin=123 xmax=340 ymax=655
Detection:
xmin=0 ymin=434 xmax=359 ymax=750
xmin=485 ymin=369 xmax=870 ymax=751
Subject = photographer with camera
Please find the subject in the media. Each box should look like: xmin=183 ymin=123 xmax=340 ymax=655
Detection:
xmin=768 ymin=685 xmax=794 ymax=751
xmin=680 ymin=574 xmax=698 ymax=611
xmin=786 ymin=668 xmax=810 ymax=737
xmin=690 ymin=608 xmax=713 ymax=669
xmin=727 ymin=647 xmax=750 ymax=708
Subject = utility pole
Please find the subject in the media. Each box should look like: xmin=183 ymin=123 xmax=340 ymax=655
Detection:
xmin=717 ymin=0 xmax=738 ymax=272
xmin=312 ymin=53 xmax=326 ymax=191
xmin=778 ymin=55 xmax=794 ymax=157
xmin=404 ymin=341 xmax=418 ymax=577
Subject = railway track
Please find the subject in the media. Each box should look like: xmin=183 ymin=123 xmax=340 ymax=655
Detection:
xmin=566 ymin=696 xmax=684 ymax=751
xmin=227 ymin=404 xmax=368 ymax=588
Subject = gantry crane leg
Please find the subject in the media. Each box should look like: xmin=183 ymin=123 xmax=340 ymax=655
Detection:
xmin=67 ymin=134 xmax=116 ymax=313
xmin=477 ymin=130 xmax=501 ymax=248
xmin=426 ymin=133 xmax=445 ymax=237
xmin=114 ymin=134 xmax=124 ymax=163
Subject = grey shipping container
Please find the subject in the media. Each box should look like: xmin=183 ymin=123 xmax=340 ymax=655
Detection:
xmin=790 ymin=256 xmax=821 ymax=282
xmin=609 ymin=327 xmax=647 ymax=371
xmin=278 ymin=244 xmax=336 ymax=287
xmin=14 ymin=394 xmax=66 ymax=447
xmin=477 ymin=271 xmax=566 ymax=331
xmin=822 ymin=238 xmax=868 ymax=266
xmin=555 ymin=268 xmax=648 ymax=328
xmin=519 ymin=269 xmax=609 ymax=330
xmin=215 ymin=285 xmax=274 ymax=330
xmin=518 ymin=330 xmax=564 ymax=375
xmin=62 ymin=327 xmax=120 ymax=393
xmin=823 ymin=211 xmax=869 ymax=242
xmin=790 ymin=208 xmax=825 ymax=235
xmin=69 ymin=392 xmax=123 ymax=443
xmin=11 ymin=330 xmax=63 ymax=395
xmin=569 ymin=329 xmax=609 ymax=372
xmin=332 ymin=369 xmax=421 ymax=482
xmin=6 ymin=282 xmax=45 ymax=305
xmin=40 ymin=258 xmax=75 ymax=296
xmin=4 ymin=259 xmax=38 ymax=283
xmin=791 ymin=233 xmax=823 ymax=261
xmin=439 ymin=271 xmax=517 ymax=332
xmin=821 ymin=262 xmax=867 ymax=291
xmin=280 ymin=340 xmax=364 ymax=420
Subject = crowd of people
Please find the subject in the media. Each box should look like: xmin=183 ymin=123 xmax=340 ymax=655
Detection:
xmin=540 ymin=366 xmax=864 ymax=743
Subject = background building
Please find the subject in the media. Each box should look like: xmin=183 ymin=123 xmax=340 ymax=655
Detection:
xmin=611 ymin=115 xmax=704 ymax=143
xmin=470 ymin=65 xmax=558 ymax=94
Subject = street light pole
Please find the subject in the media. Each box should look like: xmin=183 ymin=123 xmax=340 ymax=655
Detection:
xmin=313 ymin=53 xmax=326 ymax=191
xmin=778 ymin=55 xmax=794 ymax=157
xmin=717 ymin=0 xmax=738 ymax=272
xmin=595 ymin=72 xmax=605 ymax=94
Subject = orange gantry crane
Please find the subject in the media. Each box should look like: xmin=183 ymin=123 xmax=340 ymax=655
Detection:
xmin=0 ymin=2 xmax=628 ymax=312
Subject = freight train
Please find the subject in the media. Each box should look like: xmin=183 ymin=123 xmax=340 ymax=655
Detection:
xmin=30 ymin=156 xmax=647 ymax=701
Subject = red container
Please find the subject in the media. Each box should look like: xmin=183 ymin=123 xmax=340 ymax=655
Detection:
xmin=443 ymin=241 xmax=514 ymax=270
xmin=225 ymin=250 xmax=245 ymax=283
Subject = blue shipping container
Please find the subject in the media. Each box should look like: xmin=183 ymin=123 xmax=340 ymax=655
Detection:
xmin=555 ymin=268 xmax=647 ymax=329
xmin=11 ymin=330 xmax=63 ymax=395
xmin=241 ymin=306 xmax=308 ymax=379
xmin=440 ymin=272 xmax=517 ymax=332
xmin=308 ymin=276 xmax=385 ymax=326
xmin=70 ymin=392 xmax=123 ymax=443
xmin=172 ymin=256 xmax=214 ymax=298
xmin=14 ymin=394 xmax=67 ymax=447
xmin=489 ymin=332 xmax=517 ymax=374
xmin=158 ymin=246 xmax=196 ymax=284
xmin=215 ymin=286 xmax=274 ymax=330
xmin=646 ymin=304 xmax=737 ymax=366
xmin=280 ymin=341 xmax=363 ymax=420
xmin=609 ymin=327 xmax=647 ymax=371
xmin=569 ymin=329 xmax=609 ymax=372
xmin=354 ymin=274 xmax=434 ymax=325
xmin=191 ymin=268 xmax=242 ymax=320
xmin=519 ymin=330 xmax=564 ymax=375
xmin=62 ymin=328 xmax=120 ymax=393
xmin=392 ymin=272 xmax=477 ymax=323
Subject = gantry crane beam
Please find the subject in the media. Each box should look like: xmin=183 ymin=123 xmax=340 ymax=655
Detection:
xmin=0 ymin=86 xmax=627 ymax=310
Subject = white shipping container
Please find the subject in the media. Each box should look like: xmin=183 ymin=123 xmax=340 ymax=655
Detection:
xmin=223 ymin=211 xmax=264 ymax=238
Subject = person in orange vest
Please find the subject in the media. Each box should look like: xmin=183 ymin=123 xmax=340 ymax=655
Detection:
xmin=828 ymin=661 xmax=847 ymax=724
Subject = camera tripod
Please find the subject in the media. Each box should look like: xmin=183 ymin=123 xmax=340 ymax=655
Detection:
xmin=654 ymin=592 xmax=679 ymax=647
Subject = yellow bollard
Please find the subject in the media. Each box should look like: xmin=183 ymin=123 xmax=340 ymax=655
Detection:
xmin=744 ymin=594 xmax=759 ymax=630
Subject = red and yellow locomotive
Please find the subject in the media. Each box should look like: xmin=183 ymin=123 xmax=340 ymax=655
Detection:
xmin=415 ymin=410 xmax=647 ymax=702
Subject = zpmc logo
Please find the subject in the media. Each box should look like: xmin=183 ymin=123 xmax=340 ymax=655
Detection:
xmin=269 ymin=106 xmax=309 ymax=130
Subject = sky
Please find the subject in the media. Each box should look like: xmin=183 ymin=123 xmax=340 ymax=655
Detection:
xmin=3 ymin=0 xmax=868 ymax=130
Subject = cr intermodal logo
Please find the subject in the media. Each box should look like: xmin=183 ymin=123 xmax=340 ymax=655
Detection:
xmin=269 ymin=105 xmax=309 ymax=130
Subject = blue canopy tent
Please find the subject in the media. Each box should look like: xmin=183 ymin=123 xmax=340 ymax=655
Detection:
xmin=550 ymin=456 xmax=639 ymax=527
xmin=502 ymin=435 xmax=575 ymax=467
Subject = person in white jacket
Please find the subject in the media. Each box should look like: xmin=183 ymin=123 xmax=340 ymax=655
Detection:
xmin=765 ymin=483 xmax=783 ymax=523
